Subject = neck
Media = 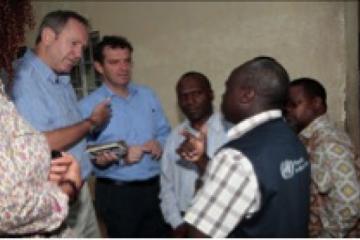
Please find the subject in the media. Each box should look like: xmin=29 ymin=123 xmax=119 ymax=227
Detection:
xmin=104 ymin=81 xmax=129 ymax=97
xmin=34 ymin=45 xmax=52 ymax=71
xmin=190 ymin=112 xmax=212 ymax=131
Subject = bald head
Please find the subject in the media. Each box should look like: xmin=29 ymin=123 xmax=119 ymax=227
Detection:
xmin=222 ymin=56 xmax=290 ymax=123
xmin=231 ymin=56 xmax=289 ymax=108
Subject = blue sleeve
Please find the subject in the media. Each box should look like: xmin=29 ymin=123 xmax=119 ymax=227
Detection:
xmin=78 ymin=95 xmax=103 ymax=144
xmin=78 ymin=96 xmax=95 ymax=120
xmin=12 ymin=75 xmax=52 ymax=132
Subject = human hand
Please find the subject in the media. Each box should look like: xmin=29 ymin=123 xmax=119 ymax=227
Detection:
xmin=124 ymin=145 xmax=144 ymax=164
xmin=48 ymin=152 xmax=72 ymax=184
xmin=172 ymin=223 xmax=189 ymax=238
xmin=61 ymin=152 xmax=82 ymax=189
xmin=93 ymin=150 xmax=118 ymax=167
xmin=176 ymin=129 xmax=206 ymax=163
xmin=143 ymin=139 xmax=162 ymax=160
xmin=89 ymin=98 xmax=112 ymax=128
xmin=51 ymin=152 xmax=81 ymax=201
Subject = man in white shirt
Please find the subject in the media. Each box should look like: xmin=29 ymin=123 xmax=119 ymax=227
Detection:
xmin=159 ymin=71 xmax=228 ymax=237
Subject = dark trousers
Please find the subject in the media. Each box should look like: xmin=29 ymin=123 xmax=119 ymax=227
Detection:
xmin=95 ymin=176 xmax=170 ymax=238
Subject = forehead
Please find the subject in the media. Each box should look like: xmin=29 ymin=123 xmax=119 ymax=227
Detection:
xmin=226 ymin=69 xmax=246 ymax=87
xmin=224 ymin=77 xmax=241 ymax=96
xmin=289 ymin=85 xmax=307 ymax=99
xmin=178 ymin=77 xmax=208 ymax=92
xmin=60 ymin=18 xmax=88 ymax=39
xmin=103 ymin=46 xmax=131 ymax=59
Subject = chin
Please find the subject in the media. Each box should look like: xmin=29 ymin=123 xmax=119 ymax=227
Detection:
xmin=185 ymin=115 xmax=198 ymax=122
xmin=58 ymin=66 xmax=73 ymax=74
xmin=286 ymin=121 xmax=300 ymax=133
xmin=116 ymin=79 xmax=130 ymax=85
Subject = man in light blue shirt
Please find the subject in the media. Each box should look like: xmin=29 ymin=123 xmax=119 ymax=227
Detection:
xmin=79 ymin=35 xmax=171 ymax=237
xmin=159 ymin=71 xmax=228 ymax=237
xmin=12 ymin=10 xmax=111 ymax=237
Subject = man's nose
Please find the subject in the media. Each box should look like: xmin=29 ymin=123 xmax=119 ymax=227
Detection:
xmin=185 ymin=95 xmax=196 ymax=105
xmin=73 ymin=46 xmax=83 ymax=59
xmin=283 ymin=105 xmax=292 ymax=117
xmin=119 ymin=63 xmax=129 ymax=71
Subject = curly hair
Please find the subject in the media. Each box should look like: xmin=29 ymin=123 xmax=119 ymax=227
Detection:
xmin=0 ymin=0 xmax=34 ymax=82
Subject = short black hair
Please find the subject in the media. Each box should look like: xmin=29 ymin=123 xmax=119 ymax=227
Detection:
xmin=93 ymin=35 xmax=133 ymax=64
xmin=36 ymin=10 xmax=89 ymax=44
xmin=230 ymin=56 xmax=290 ymax=109
xmin=290 ymin=77 xmax=327 ymax=107
xmin=177 ymin=71 xmax=212 ymax=91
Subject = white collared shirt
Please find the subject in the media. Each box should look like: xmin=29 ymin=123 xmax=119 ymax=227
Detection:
xmin=159 ymin=112 xmax=228 ymax=228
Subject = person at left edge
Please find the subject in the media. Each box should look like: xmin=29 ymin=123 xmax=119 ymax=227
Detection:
xmin=11 ymin=10 xmax=111 ymax=237
xmin=79 ymin=35 xmax=171 ymax=237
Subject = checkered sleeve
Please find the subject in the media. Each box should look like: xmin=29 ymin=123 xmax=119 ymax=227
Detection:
xmin=184 ymin=148 xmax=260 ymax=238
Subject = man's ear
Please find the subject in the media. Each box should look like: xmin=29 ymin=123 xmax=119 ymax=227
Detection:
xmin=41 ymin=27 xmax=57 ymax=46
xmin=238 ymin=87 xmax=255 ymax=104
xmin=94 ymin=61 xmax=104 ymax=75
xmin=313 ymin=96 xmax=324 ymax=111
xmin=209 ymin=89 xmax=214 ymax=101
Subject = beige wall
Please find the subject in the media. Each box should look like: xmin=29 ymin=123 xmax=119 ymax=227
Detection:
xmin=27 ymin=1 xmax=359 ymax=146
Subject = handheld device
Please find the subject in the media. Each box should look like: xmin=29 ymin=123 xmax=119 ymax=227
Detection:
xmin=86 ymin=141 xmax=128 ymax=158
xmin=51 ymin=150 xmax=62 ymax=159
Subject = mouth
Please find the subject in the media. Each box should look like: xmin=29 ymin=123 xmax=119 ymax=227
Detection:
xmin=116 ymin=73 xmax=130 ymax=78
xmin=66 ymin=59 xmax=79 ymax=67
xmin=186 ymin=108 xmax=200 ymax=115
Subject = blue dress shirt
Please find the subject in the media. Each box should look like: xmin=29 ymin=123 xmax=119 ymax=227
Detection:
xmin=159 ymin=112 xmax=229 ymax=228
xmin=12 ymin=49 xmax=92 ymax=179
xmin=79 ymin=83 xmax=171 ymax=181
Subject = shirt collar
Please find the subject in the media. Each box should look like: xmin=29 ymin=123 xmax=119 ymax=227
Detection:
xmin=0 ymin=78 xmax=4 ymax=93
xmin=101 ymin=82 xmax=138 ymax=99
xmin=23 ymin=49 xmax=69 ymax=84
xmin=0 ymin=78 xmax=5 ymax=96
xmin=183 ymin=112 xmax=225 ymax=133
xmin=300 ymin=114 xmax=329 ymax=139
xmin=209 ymin=112 xmax=228 ymax=132
xmin=227 ymin=109 xmax=282 ymax=140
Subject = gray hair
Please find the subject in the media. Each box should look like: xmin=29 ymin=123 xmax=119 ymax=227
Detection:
xmin=35 ymin=10 xmax=89 ymax=44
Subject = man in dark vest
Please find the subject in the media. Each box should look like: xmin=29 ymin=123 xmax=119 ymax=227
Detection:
xmin=178 ymin=56 xmax=311 ymax=237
